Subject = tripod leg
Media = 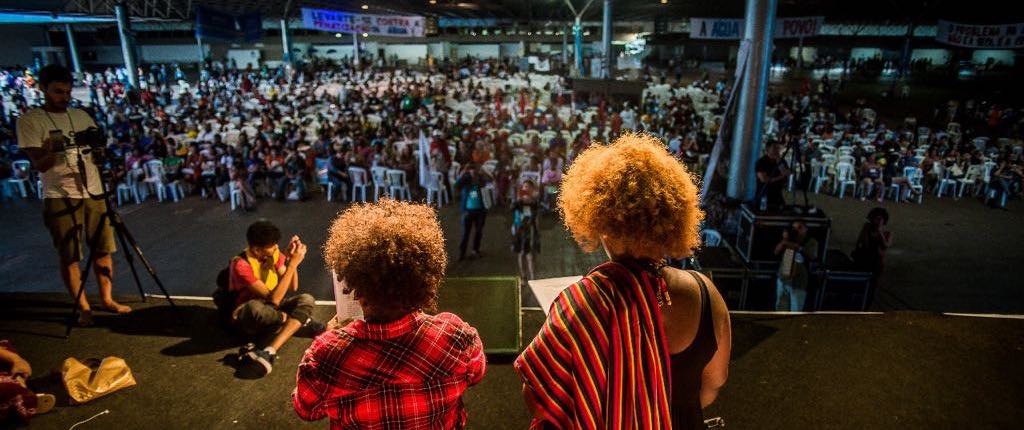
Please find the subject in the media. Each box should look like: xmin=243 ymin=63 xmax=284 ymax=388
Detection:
xmin=66 ymin=237 xmax=99 ymax=339
xmin=112 ymin=217 xmax=148 ymax=303
xmin=109 ymin=210 xmax=178 ymax=313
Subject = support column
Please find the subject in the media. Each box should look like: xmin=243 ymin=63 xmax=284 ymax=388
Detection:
xmin=195 ymin=34 xmax=205 ymax=68
xmin=573 ymin=17 xmax=584 ymax=77
xmin=280 ymin=18 xmax=292 ymax=65
xmin=601 ymin=0 xmax=613 ymax=79
xmin=797 ymin=36 xmax=804 ymax=69
xmin=352 ymin=33 xmax=360 ymax=67
xmin=114 ymin=2 xmax=138 ymax=88
xmin=562 ymin=25 xmax=569 ymax=67
xmin=64 ymin=24 xmax=82 ymax=80
xmin=899 ymin=20 xmax=915 ymax=80
xmin=727 ymin=0 xmax=777 ymax=201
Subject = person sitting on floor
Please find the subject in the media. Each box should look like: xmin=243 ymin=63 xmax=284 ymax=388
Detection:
xmin=294 ymin=199 xmax=486 ymax=429
xmin=229 ymin=221 xmax=325 ymax=377
xmin=0 ymin=340 xmax=55 ymax=423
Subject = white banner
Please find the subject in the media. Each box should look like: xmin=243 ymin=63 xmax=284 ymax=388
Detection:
xmin=302 ymin=8 xmax=425 ymax=37
xmin=689 ymin=16 xmax=824 ymax=39
xmin=690 ymin=18 xmax=743 ymax=39
xmin=776 ymin=17 xmax=824 ymax=39
xmin=936 ymin=20 xmax=1024 ymax=49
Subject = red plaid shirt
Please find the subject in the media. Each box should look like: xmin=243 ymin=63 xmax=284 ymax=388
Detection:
xmin=293 ymin=311 xmax=486 ymax=429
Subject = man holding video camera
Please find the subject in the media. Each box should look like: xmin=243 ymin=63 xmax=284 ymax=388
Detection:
xmin=17 ymin=65 xmax=129 ymax=325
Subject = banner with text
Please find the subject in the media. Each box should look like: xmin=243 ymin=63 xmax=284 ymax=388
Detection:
xmin=302 ymin=8 xmax=425 ymax=37
xmin=936 ymin=20 xmax=1024 ymax=49
xmin=689 ymin=16 xmax=824 ymax=40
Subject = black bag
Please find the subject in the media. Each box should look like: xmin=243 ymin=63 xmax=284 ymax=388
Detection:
xmin=212 ymin=252 xmax=247 ymax=322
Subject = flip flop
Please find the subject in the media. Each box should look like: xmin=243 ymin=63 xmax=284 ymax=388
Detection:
xmin=35 ymin=393 xmax=56 ymax=415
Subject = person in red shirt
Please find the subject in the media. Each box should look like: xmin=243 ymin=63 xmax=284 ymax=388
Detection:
xmin=229 ymin=221 xmax=325 ymax=378
xmin=294 ymin=200 xmax=486 ymax=429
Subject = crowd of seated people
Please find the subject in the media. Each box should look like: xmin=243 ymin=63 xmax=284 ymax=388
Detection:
xmin=0 ymin=55 xmax=728 ymax=209
xmin=2 ymin=56 xmax=1022 ymax=210
xmin=759 ymin=78 xmax=1024 ymax=208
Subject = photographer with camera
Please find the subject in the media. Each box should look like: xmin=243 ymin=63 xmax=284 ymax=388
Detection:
xmin=17 ymin=65 xmax=129 ymax=325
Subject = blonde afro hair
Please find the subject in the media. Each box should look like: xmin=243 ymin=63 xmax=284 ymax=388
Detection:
xmin=323 ymin=199 xmax=447 ymax=311
xmin=558 ymin=132 xmax=704 ymax=259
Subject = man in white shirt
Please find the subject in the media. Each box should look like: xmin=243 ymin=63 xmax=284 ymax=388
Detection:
xmin=620 ymin=104 xmax=637 ymax=132
xmin=17 ymin=65 xmax=130 ymax=325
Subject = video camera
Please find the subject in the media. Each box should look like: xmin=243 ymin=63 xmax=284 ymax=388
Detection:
xmin=50 ymin=126 xmax=115 ymax=166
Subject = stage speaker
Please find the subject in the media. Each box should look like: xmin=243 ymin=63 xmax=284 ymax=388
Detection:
xmin=736 ymin=205 xmax=831 ymax=265
xmin=436 ymin=277 xmax=521 ymax=354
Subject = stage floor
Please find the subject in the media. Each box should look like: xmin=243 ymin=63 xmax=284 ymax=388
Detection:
xmin=1 ymin=294 xmax=1021 ymax=429
xmin=1 ymin=187 xmax=1021 ymax=313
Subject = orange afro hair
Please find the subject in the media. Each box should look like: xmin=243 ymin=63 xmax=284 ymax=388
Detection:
xmin=323 ymin=199 xmax=447 ymax=311
xmin=557 ymin=132 xmax=704 ymax=259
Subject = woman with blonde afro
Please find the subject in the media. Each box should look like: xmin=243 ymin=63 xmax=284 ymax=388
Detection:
xmin=515 ymin=133 xmax=732 ymax=430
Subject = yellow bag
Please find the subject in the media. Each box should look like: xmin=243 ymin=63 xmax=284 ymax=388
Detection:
xmin=62 ymin=357 xmax=137 ymax=404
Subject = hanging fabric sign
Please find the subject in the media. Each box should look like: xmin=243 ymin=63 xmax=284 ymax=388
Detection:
xmin=301 ymin=8 xmax=425 ymax=37
xmin=936 ymin=20 xmax=1024 ymax=48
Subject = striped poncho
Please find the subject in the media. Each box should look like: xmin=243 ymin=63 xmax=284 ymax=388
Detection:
xmin=515 ymin=260 xmax=673 ymax=430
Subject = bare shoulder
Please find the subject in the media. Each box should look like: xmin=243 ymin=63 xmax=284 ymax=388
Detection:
xmin=663 ymin=268 xmax=729 ymax=315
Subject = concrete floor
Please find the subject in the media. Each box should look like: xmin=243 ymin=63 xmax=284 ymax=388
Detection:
xmin=1 ymin=187 xmax=1020 ymax=313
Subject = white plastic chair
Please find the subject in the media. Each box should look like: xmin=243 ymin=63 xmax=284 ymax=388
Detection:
xmin=142 ymin=160 xmax=168 ymax=202
xmin=315 ymin=158 xmax=337 ymax=202
xmin=838 ymin=155 xmax=856 ymax=165
xmin=229 ymin=182 xmax=243 ymax=210
xmin=833 ymin=162 xmax=857 ymax=199
xmin=957 ymin=165 xmax=983 ymax=198
xmin=348 ymin=167 xmax=370 ymax=202
xmin=371 ymin=166 xmax=389 ymax=201
xmin=906 ymin=167 xmax=924 ymax=203
xmin=386 ymin=169 xmax=411 ymax=201
xmin=935 ymin=165 xmax=958 ymax=198
xmin=425 ymin=171 xmax=449 ymax=206
xmin=116 ymin=173 xmax=141 ymax=206
xmin=810 ymin=161 xmax=830 ymax=194
xmin=6 ymin=160 xmax=32 ymax=198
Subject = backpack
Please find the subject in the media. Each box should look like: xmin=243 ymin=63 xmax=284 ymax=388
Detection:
xmin=212 ymin=251 xmax=247 ymax=322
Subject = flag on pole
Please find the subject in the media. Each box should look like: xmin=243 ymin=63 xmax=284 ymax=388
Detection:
xmin=418 ymin=129 xmax=432 ymax=188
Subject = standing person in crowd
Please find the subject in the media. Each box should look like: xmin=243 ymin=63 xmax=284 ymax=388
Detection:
xmin=773 ymin=221 xmax=819 ymax=311
xmin=226 ymin=221 xmax=325 ymax=377
xmin=853 ymin=207 xmax=893 ymax=309
xmin=456 ymin=162 xmax=491 ymax=261
xmin=516 ymin=134 xmax=731 ymax=430
xmin=17 ymin=65 xmax=131 ymax=325
xmin=755 ymin=140 xmax=790 ymax=210
xmin=511 ymin=180 xmax=541 ymax=283
xmin=295 ymin=200 xmax=486 ymax=429
xmin=0 ymin=341 xmax=55 ymax=423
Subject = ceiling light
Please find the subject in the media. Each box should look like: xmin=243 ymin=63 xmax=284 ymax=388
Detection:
xmin=335 ymin=33 xmax=342 ymax=38
xmin=661 ymin=0 xmax=667 ymax=3
xmin=429 ymin=0 xmax=436 ymax=3
xmin=362 ymin=33 xmax=369 ymax=37
xmin=361 ymin=4 xmax=369 ymax=9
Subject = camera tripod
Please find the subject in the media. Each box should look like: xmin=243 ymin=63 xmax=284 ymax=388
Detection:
xmin=65 ymin=146 xmax=178 ymax=339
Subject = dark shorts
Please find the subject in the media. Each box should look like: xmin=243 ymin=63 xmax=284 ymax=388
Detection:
xmin=231 ymin=294 xmax=315 ymax=337
xmin=42 ymin=197 xmax=117 ymax=264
